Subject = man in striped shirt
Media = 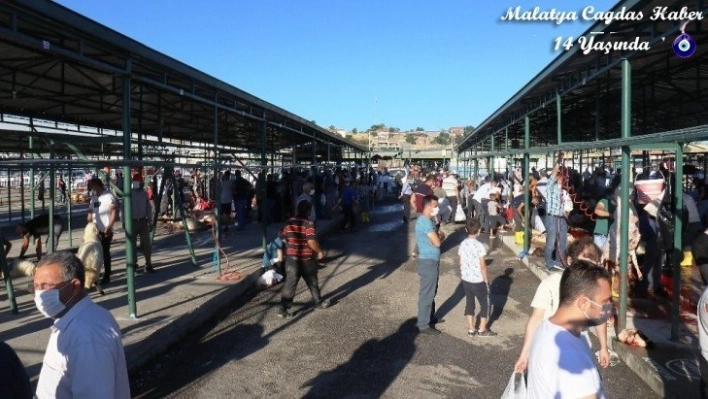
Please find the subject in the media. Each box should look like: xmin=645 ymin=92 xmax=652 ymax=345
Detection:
xmin=278 ymin=200 xmax=328 ymax=318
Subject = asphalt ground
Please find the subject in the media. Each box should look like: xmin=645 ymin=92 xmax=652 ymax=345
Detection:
xmin=130 ymin=200 xmax=659 ymax=398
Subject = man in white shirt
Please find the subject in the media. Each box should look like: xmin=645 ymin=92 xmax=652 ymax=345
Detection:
xmin=527 ymin=260 xmax=611 ymax=399
xmin=515 ymin=237 xmax=610 ymax=373
xmin=34 ymin=251 xmax=130 ymax=399
xmin=87 ymin=177 xmax=118 ymax=285
xmin=535 ymin=168 xmax=549 ymax=199
xmin=442 ymin=170 xmax=459 ymax=223
xmin=471 ymin=178 xmax=494 ymax=231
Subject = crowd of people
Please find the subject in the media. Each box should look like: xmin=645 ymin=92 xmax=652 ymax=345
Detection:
xmin=402 ymin=151 xmax=708 ymax=396
xmin=3 ymin=154 xmax=708 ymax=397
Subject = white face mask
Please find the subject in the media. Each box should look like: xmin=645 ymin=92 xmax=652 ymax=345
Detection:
xmin=34 ymin=284 xmax=71 ymax=318
xmin=430 ymin=207 xmax=439 ymax=217
xmin=309 ymin=189 xmax=316 ymax=195
xmin=132 ymin=182 xmax=141 ymax=189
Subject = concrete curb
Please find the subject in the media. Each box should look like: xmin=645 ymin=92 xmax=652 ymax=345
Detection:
xmin=123 ymin=215 xmax=342 ymax=373
xmin=124 ymin=268 xmax=262 ymax=372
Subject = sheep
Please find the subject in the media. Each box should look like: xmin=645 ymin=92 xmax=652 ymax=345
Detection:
xmin=76 ymin=222 xmax=105 ymax=295
xmin=0 ymin=258 xmax=36 ymax=279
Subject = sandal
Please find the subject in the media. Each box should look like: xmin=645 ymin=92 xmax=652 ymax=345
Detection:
xmin=477 ymin=330 xmax=498 ymax=337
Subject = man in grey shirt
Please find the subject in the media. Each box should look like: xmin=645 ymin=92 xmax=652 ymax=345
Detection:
xmin=130 ymin=174 xmax=155 ymax=273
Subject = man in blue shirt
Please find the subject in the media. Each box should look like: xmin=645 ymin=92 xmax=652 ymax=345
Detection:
xmin=544 ymin=153 xmax=567 ymax=272
xmin=415 ymin=195 xmax=445 ymax=335
xmin=336 ymin=179 xmax=358 ymax=232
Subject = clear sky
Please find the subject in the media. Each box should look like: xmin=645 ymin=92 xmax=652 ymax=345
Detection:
xmin=56 ymin=0 xmax=616 ymax=132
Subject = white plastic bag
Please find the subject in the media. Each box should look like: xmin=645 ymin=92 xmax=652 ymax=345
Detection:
xmin=501 ymin=372 xmax=527 ymax=399
xmin=257 ymin=269 xmax=283 ymax=287
xmin=454 ymin=204 xmax=466 ymax=222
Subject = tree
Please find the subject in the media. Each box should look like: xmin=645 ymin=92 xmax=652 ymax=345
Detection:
xmin=433 ymin=132 xmax=451 ymax=146
xmin=388 ymin=127 xmax=400 ymax=133
xmin=463 ymin=125 xmax=475 ymax=136
xmin=415 ymin=127 xmax=425 ymax=131
xmin=352 ymin=128 xmax=358 ymax=134
xmin=405 ymin=134 xmax=417 ymax=145
xmin=369 ymin=123 xmax=385 ymax=132
xmin=345 ymin=134 xmax=353 ymax=141
xmin=328 ymin=125 xmax=336 ymax=131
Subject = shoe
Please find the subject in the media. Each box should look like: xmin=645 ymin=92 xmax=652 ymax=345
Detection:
xmin=145 ymin=266 xmax=156 ymax=273
xmin=430 ymin=318 xmax=445 ymax=325
xmin=315 ymin=299 xmax=330 ymax=310
xmin=467 ymin=329 xmax=478 ymax=337
xmin=548 ymin=263 xmax=565 ymax=272
xmin=276 ymin=308 xmax=292 ymax=318
xmin=419 ymin=327 xmax=442 ymax=336
xmin=100 ymin=277 xmax=110 ymax=285
xmin=477 ymin=330 xmax=497 ymax=337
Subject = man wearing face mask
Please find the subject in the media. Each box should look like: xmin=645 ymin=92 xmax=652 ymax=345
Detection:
xmin=415 ymin=195 xmax=445 ymax=335
xmin=129 ymin=173 xmax=155 ymax=274
xmin=34 ymin=251 xmax=130 ymax=398
xmin=527 ymin=260 xmax=611 ymax=399
xmin=87 ymin=178 xmax=118 ymax=285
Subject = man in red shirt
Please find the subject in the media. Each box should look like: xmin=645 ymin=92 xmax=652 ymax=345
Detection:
xmin=278 ymin=200 xmax=328 ymax=318
xmin=411 ymin=174 xmax=435 ymax=215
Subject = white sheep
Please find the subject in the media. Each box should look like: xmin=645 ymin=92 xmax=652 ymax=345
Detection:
xmin=0 ymin=258 xmax=36 ymax=279
xmin=77 ymin=222 xmax=104 ymax=295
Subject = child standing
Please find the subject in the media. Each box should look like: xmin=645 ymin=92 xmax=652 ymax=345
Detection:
xmin=458 ymin=218 xmax=496 ymax=337
xmin=486 ymin=190 xmax=506 ymax=238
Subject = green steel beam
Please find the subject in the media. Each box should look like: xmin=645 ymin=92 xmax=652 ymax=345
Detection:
xmin=261 ymin=118 xmax=268 ymax=251
xmin=557 ymin=93 xmax=562 ymax=145
xmin=618 ymin=58 xmax=631 ymax=331
xmin=459 ymin=124 xmax=708 ymax=158
xmin=523 ymin=116 xmax=531 ymax=254
xmin=122 ymin=66 xmax=138 ymax=319
xmin=671 ymin=143 xmax=684 ymax=341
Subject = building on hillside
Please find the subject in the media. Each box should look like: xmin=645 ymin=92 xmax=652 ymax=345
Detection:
xmin=449 ymin=126 xmax=464 ymax=137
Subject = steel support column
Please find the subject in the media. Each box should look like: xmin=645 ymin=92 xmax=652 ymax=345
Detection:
xmin=29 ymin=135 xmax=35 ymax=220
xmin=671 ymin=143 xmax=684 ymax=341
xmin=557 ymin=93 xmax=562 ymax=144
xmin=261 ymin=118 xmax=268 ymax=251
xmin=212 ymin=101 xmax=222 ymax=275
xmin=524 ymin=116 xmax=531 ymax=253
xmin=48 ymin=144 xmax=56 ymax=253
xmin=122 ymin=63 xmax=137 ymax=319
xmin=618 ymin=59 xmax=631 ymax=330
xmin=490 ymin=136 xmax=495 ymax=178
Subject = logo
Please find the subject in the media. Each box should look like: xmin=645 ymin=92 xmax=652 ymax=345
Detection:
xmin=673 ymin=21 xmax=697 ymax=58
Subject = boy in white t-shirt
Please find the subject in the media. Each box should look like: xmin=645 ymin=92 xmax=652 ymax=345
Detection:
xmin=458 ymin=218 xmax=497 ymax=337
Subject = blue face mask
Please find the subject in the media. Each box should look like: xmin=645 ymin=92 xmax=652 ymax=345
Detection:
xmin=581 ymin=298 xmax=613 ymax=326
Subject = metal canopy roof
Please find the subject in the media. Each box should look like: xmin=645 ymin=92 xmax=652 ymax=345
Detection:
xmin=0 ymin=0 xmax=366 ymax=158
xmin=458 ymin=0 xmax=708 ymax=154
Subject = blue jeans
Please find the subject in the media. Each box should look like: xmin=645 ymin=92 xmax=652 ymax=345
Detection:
xmin=544 ymin=215 xmax=568 ymax=269
xmin=235 ymin=199 xmax=247 ymax=230
xmin=416 ymin=258 xmax=440 ymax=330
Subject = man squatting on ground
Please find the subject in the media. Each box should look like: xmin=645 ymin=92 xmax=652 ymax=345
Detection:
xmin=16 ymin=213 xmax=64 ymax=261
